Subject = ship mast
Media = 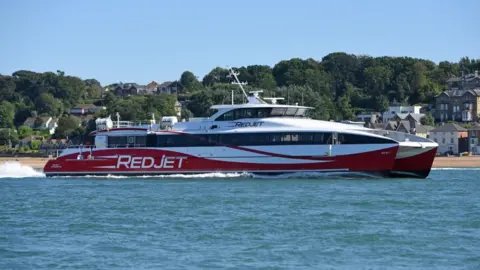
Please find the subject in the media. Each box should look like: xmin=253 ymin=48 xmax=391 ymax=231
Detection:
xmin=227 ymin=66 xmax=249 ymax=102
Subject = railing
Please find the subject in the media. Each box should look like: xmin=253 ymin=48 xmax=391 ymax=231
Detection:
xmin=360 ymin=129 xmax=435 ymax=143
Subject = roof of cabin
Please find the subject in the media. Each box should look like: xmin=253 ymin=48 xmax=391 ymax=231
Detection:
xmin=210 ymin=103 xmax=313 ymax=110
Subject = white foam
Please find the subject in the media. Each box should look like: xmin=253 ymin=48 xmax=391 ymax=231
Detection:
xmin=0 ymin=161 xmax=45 ymax=178
xmin=431 ymin=167 xmax=480 ymax=171
xmin=64 ymin=172 xmax=251 ymax=179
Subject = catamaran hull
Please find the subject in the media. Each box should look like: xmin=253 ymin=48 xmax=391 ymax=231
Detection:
xmin=389 ymin=143 xmax=438 ymax=178
xmin=44 ymin=145 xmax=406 ymax=178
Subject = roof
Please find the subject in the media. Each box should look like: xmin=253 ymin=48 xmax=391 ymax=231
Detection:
xmin=23 ymin=116 xmax=52 ymax=125
xmin=396 ymin=120 xmax=411 ymax=133
xmin=72 ymin=104 xmax=97 ymax=109
xmin=437 ymin=89 xmax=480 ymax=97
xmin=469 ymin=123 xmax=480 ymax=131
xmin=414 ymin=124 xmax=429 ymax=134
xmin=158 ymin=81 xmax=179 ymax=88
xmin=430 ymin=123 xmax=467 ymax=132
xmin=210 ymin=103 xmax=313 ymax=110
xmin=407 ymin=113 xmax=425 ymax=123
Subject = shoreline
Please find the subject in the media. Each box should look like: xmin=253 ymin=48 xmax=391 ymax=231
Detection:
xmin=1 ymin=156 xmax=480 ymax=170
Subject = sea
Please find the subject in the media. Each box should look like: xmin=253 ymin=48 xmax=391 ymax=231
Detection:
xmin=0 ymin=162 xmax=479 ymax=270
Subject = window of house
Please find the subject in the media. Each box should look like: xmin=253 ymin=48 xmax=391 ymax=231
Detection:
xmin=451 ymin=138 xmax=454 ymax=144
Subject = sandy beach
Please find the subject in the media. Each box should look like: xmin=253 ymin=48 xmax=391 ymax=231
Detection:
xmin=1 ymin=156 xmax=480 ymax=170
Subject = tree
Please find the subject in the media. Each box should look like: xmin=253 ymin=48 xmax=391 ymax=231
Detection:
xmin=202 ymin=67 xmax=229 ymax=86
xmin=421 ymin=113 xmax=435 ymax=126
xmin=54 ymin=115 xmax=81 ymax=138
xmin=18 ymin=125 xmax=33 ymax=139
xmin=35 ymin=92 xmax=63 ymax=117
xmin=180 ymin=71 xmax=202 ymax=91
xmin=187 ymin=92 xmax=214 ymax=117
xmin=0 ymin=101 xmax=15 ymax=128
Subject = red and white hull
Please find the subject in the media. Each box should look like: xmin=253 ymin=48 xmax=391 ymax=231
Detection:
xmin=389 ymin=142 xmax=438 ymax=178
xmin=44 ymin=144 xmax=403 ymax=177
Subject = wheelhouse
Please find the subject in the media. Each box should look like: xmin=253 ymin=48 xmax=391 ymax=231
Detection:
xmin=208 ymin=105 xmax=313 ymax=122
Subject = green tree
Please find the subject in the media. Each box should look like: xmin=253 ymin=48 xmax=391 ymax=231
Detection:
xmin=202 ymin=67 xmax=230 ymax=86
xmin=0 ymin=101 xmax=15 ymax=128
xmin=421 ymin=113 xmax=435 ymax=126
xmin=18 ymin=125 xmax=33 ymax=139
xmin=180 ymin=71 xmax=203 ymax=91
xmin=54 ymin=115 xmax=81 ymax=138
xmin=35 ymin=92 xmax=63 ymax=117
xmin=187 ymin=92 xmax=214 ymax=117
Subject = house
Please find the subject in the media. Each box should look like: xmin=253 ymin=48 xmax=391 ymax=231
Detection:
xmin=112 ymin=83 xmax=146 ymax=97
xmin=22 ymin=116 xmax=58 ymax=135
xmin=382 ymin=104 xmax=422 ymax=123
xmin=356 ymin=111 xmax=381 ymax=123
xmin=429 ymin=123 xmax=468 ymax=155
xmin=468 ymin=123 xmax=480 ymax=155
xmin=446 ymin=70 xmax=480 ymax=90
xmin=364 ymin=122 xmax=385 ymax=130
xmin=157 ymin=81 xmax=183 ymax=94
xmin=435 ymin=70 xmax=480 ymax=123
xmin=434 ymin=89 xmax=480 ymax=122
xmin=384 ymin=113 xmax=430 ymax=138
xmin=144 ymin=81 xmax=159 ymax=95
xmin=71 ymin=104 xmax=106 ymax=115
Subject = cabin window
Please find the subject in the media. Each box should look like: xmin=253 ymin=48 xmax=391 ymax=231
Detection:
xmin=284 ymin=107 xmax=298 ymax=116
xmin=337 ymin=133 xmax=393 ymax=144
xmin=295 ymin=108 xmax=306 ymax=117
xmin=206 ymin=109 xmax=219 ymax=117
xmin=270 ymin=107 xmax=287 ymax=116
xmin=106 ymin=131 xmax=392 ymax=148
xmin=108 ymin=136 xmax=128 ymax=147
xmin=147 ymin=134 xmax=157 ymax=147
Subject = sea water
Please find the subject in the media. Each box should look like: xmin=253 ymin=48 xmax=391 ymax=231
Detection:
xmin=0 ymin=162 xmax=479 ymax=269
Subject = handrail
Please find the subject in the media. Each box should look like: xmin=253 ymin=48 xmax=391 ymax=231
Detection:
xmin=358 ymin=128 xmax=435 ymax=143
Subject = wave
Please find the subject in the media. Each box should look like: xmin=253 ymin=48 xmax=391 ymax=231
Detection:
xmin=0 ymin=161 xmax=45 ymax=178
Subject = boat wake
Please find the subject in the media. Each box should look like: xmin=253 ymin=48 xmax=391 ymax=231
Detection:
xmin=0 ymin=162 xmax=46 ymax=178
xmin=56 ymin=171 xmax=376 ymax=180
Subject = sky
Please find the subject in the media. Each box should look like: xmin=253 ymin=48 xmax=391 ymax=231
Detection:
xmin=1 ymin=0 xmax=479 ymax=85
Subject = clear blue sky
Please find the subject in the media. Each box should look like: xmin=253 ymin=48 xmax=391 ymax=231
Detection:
xmin=1 ymin=0 xmax=478 ymax=85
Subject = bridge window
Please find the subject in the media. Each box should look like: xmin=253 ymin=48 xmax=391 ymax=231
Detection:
xmin=215 ymin=107 xmax=309 ymax=121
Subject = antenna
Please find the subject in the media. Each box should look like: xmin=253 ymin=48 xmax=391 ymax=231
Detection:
xmin=227 ymin=66 xmax=249 ymax=101
xmin=249 ymin=90 xmax=264 ymax=98
xmin=115 ymin=112 xmax=120 ymax=128
xmin=263 ymin=97 xmax=285 ymax=104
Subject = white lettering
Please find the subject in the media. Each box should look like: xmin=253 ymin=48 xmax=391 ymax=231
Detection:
xmin=176 ymin=157 xmax=186 ymax=168
xmin=130 ymin=157 xmax=142 ymax=169
xmin=142 ymin=157 xmax=155 ymax=168
xmin=163 ymin=157 xmax=175 ymax=169
xmin=117 ymin=155 xmax=132 ymax=168
xmin=115 ymin=155 xmax=188 ymax=169
xmin=154 ymin=155 xmax=166 ymax=169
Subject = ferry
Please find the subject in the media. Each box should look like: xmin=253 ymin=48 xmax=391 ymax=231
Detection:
xmin=44 ymin=68 xmax=438 ymax=178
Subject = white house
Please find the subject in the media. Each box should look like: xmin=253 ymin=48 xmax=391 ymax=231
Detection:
xmin=429 ymin=123 xmax=468 ymax=155
xmin=23 ymin=116 xmax=58 ymax=135
xmin=382 ymin=105 xmax=422 ymax=123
